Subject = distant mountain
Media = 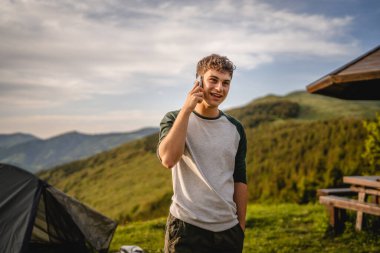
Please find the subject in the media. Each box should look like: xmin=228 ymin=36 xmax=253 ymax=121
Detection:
xmin=0 ymin=127 xmax=158 ymax=173
xmin=0 ymin=133 xmax=39 ymax=149
xmin=37 ymin=91 xmax=380 ymax=223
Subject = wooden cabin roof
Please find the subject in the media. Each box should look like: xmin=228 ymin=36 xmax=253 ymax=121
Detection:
xmin=307 ymin=45 xmax=380 ymax=100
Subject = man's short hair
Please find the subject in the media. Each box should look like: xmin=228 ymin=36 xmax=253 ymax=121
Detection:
xmin=196 ymin=54 xmax=236 ymax=78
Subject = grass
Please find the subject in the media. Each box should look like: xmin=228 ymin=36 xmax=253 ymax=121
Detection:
xmin=110 ymin=203 xmax=380 ymax=253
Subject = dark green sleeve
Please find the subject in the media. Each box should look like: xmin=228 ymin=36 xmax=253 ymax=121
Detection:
xmin=157 ymin=110 xmax=180 ymax=160
xmin=223 ymin=112 xmax=247 ymax=184
xmin=233 ymin=123 xmax=247 ymax=184
xmin=158 ymin=110 xmax=180 ymax=143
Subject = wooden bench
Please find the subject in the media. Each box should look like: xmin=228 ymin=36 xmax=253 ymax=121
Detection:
xmin=319 ymin=195 xmax=380 ymax=232
xmin=317 ymin=188 xmax=357 ymax=197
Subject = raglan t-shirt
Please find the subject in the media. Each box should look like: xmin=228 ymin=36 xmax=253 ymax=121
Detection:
xmin=158 ymin=110 xmax=247 ymax=232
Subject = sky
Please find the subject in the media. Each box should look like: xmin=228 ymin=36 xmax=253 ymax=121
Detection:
xmin=1 ymin=0 xmax=379 ymax=139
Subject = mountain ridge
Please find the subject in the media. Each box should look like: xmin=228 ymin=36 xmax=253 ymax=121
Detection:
xmin=0 ymin=133 xmax=40 ymax=149
xmin=0 ymin=127 xmax=158 ymax=173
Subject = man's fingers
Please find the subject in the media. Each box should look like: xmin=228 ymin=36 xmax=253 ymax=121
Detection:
xmin=191 ymin=80 xmax=204 ymax=91
xmin=189 ymin=86 xmax=203 ymax=95
xmin=190 ymin=85 xmax=199 ymax=94
xmin=193 ymin=91 xmax=204 ymax=102
xmin=185 ymin=84 xmax=204 ymax=108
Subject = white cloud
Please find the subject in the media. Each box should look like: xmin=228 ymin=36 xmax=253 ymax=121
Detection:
xmin=0 ymin=0 xmax=360 ymax=135
xmin=0 ymin=1 xmax=355 ymax=107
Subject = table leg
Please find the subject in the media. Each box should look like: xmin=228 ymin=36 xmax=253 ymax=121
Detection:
xmin=355 ymin=191 xmax=366 ymax=231
xmin=326 ymin=205 xmax=345 ymax=233
xmin=374 ymin=195 xmax=380 ymax=204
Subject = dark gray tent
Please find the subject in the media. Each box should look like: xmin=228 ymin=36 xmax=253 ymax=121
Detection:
xmin=0 ymin=163 xmax=117 ymax=253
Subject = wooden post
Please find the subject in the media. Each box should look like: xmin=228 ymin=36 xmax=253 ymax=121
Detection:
xmin=326 ymin=205 xmax=345 ymax=233
xmin=356 ymin=191 xmax=366 ymax=231
xmin=374 ymin=196 xmax=380 ymax=204
xmin=328 ymin=205 xmax=338 ymax=227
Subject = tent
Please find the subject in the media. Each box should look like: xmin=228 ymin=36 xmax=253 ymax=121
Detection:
xmin=307 ymin=45 xmax=380 ymax=100
xmin=0 ymin=163 xmax=117 ymax=253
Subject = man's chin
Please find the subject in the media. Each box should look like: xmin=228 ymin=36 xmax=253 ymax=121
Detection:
xmin=201 ymin=97 xmax=224 ymax=108
xmin=205 ymin=101 xmax=222 ymax=109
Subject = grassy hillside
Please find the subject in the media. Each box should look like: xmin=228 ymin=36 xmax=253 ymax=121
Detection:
xmin=39 ymin=134 xmax=171 ymax=222
xmin=240 ymin=91 xmax=380 ymax=120
xmin=246 ymin=118 xmax=368 ymax=203
xmin=38 ymin=91 xmax=380 ymax=223
xmin=110 ymin=203 xmax=380 ymax=253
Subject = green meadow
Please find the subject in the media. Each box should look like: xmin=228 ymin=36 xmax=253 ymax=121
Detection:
xmin=110 ymin=203 xmax=380 ymax=253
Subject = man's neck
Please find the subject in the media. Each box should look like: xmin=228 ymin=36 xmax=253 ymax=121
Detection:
xmin=194 ymin=104 xmax=220 ymax=118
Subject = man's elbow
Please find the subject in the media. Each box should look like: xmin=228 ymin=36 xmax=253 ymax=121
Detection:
xmin=161 ymin=158 xmax=176 ymax=169
xmin=160 ymin=154 xmax=177 ymax=169
xmin=158 ymin=147 xmax=179 ymax=169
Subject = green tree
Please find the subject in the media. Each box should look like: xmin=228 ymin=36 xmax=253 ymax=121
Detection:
xmin=362 ymin=114 xmax=380 ymax=173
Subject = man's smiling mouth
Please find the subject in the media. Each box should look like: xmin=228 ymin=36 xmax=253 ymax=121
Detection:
xmin=210 ymin=92 xmax=223 ymax=98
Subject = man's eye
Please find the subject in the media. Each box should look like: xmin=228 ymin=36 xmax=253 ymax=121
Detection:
xmin=209 ymin=79 xmax=217 ymax=83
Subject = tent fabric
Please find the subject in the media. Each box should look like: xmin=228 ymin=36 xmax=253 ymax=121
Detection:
xmin=0 ymin=165 xmax=41 ymax=253
xmin=0 ymin=163 xmax=117 ymax=253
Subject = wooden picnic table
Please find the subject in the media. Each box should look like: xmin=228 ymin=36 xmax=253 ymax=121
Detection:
xmin=343 ymin=176 xmax=380 ymax=230
xmin=319 ymin=175 xmax=380 ymax=232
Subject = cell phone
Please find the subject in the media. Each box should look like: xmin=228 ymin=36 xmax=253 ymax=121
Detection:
xmin=196 ymin=76 xmax=203 ymax=88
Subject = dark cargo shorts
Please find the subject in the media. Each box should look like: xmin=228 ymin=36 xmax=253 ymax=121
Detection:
xmin=164 ymin=213 xmax=245 ymax=253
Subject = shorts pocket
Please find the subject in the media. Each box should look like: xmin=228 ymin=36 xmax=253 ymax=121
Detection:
xmin=166 ymin=214 xmax=184 ymax=244
xmin=234 ymin=223 xmax=245 ymax=239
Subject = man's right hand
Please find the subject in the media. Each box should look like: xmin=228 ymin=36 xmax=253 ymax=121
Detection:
xmin=183 ymin=81 xmax=204 ymax=112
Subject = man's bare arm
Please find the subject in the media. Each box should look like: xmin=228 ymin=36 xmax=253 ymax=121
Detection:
xmin=234 ymin=182 xmax=248 ymax=230
xmin=158 ymin=82 xmax=203 ymax=168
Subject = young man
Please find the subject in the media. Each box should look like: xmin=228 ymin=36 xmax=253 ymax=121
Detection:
xmin=157 ymin=54 xmax=247 ymax=253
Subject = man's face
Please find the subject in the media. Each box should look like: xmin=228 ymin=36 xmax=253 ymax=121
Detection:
xmin=201 ymin=69 xmax=231 ymax=109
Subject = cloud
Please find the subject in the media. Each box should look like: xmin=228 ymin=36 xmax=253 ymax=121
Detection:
xmin=1 ymin=1 xmax=355 ymax=100
xmin=0 ymin=0 xmax=358 ymax=128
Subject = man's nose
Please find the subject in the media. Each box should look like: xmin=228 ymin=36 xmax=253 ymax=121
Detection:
xmin=215 ymin=81 xmax=223 ymax=90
